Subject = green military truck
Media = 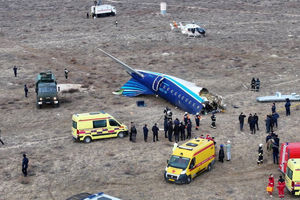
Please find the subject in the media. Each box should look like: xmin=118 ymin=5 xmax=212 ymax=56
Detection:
xmin=35 ymin=71 xmax=59 ymax=109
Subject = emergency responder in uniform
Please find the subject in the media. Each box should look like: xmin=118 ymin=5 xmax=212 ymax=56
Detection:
xmin=257 ymin=144 xmax=263 ymax=165
xmin=143 ymin=124 xmax=148 ymax=142
xmin=186 ymin=119 xmax=192 ymax=139
xmin=164 ymin=118 xmax=168 ymax=138
xmin=167 ymin=119 xmax=173 ymax=142
xmin=239 ymin=112 xmax=246 ymax=131
xmin=195 ymin=113 xmax=201 ymax=130
xmin=22 ymin=154 xmax=29 ymax=177
xmin=64 ymin=68 xmax=69 ymax=79
xmin=255 ymin=78 xmax=260 ymax=92
xmin=183 ymin=112 xmax=189 ymax=127
xmin=277 ymin=176 xmax=285 ymax=199
xmin=251 ymin=77 xmax=256 ymax=91
xmin=115 ymin=20 xmax=118 ymax=27
xmin=179 ymin=122 xmax=185 ymax=141
xmin=285 ymin=98 xmax=291 ymax=116
xmin=210 ymin=113 xmax=216 ymax=129
xmin=253 ymin=113 xmax=259 ymax=131
xmin=24 ymin=84 xmax=28 ymax=98
xmin=13 ymin=66 xmax=18 ymax=77
xmin=152 ymin=123 xmax=159 ymax=142
xmin=173 ymin=119 xmax=180 ymax=143
xmin=164 ymin=107 xmax=172 ymax=121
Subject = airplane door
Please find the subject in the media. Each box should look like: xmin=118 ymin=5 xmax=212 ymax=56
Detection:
xmin=152 ymin=76 xmax=164 ymax=92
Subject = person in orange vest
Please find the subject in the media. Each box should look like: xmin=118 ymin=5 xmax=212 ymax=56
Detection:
xmin=195 ymin=113 xmax=201 ymax=130
xmin=267 ymin=174 xmax=274 ymax=197
xmin=277 ymin=176 xmax=285 ymax=199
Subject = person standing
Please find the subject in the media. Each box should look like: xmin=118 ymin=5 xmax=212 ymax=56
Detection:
xmin=0 ymin=129 xmax=4 ymax=145
xmin=143 ymin=124 xmax=148 ymax=142
xmin=251 ymin=78 xmax=256 ymax=91
xmin=277 ymin=176 xmax=285 ymax=199
xmin=210 ymin=113 xmax=216 ymax=129
xmin=195 ymin=113 xmax=201 ymax=130
xmin=131 ymin=123 xmax=137 ymax=142
xmin=266 ymin=132 xmax=272 ymax=152
xmin=24 ymin=84 xmax=28 ymax=98
xmin=179 ymin=122 xmax=185 ymax=141
xmin=225 ymin=140 xmax=231 ymax=161
xmin=164 ymin=118 xmax=168 ymax=138
xmin=255 ymin=78 xmax=260 ymax=92
xmin=152 ymin=123 xmax=159 ymax=142
xmin=285 ymin=98 xmax=291 ymax=116
xmin=257 ymin=144 xmax=263 ymax=165
xmin=250 ymin=116 xmax=256 ymax=134
xmin=173 ymin=119 xmax=180 ymax=143
xmin=13 ymin=66 xmax=18 ymax=77
xmin=253 ymin=113 xmax=259 ymax=131
xmin=271 ymin=103 xmax=276 ymax=113
xmin=115 ymin=20 xmax=118 ymax=27
xmin=22 ymin=154 xmax=29 ymax=177
xmin=186 ymin=119 xmax=192 ymax=139
xmin=272 ymin=112 xmax=279 ymax=129
xmin=248 ymin=113 xmax=253 ymax=131
xmin=239 ymin=112 xmax=246 ymax=131
xmin=219 ymin=144 xmax=225 ymax=163
xmin=183 ymin=112 xmax=189 ymax=127
xmin=86 ymin=12 xmax=89 ymax=18
xmin=167 ymin=119 xmax=173 ymax=142
xmin=64 ymin=68 xmax=69 ymax=79
xmin=272 ymin=135 xmax=279 ymax=164
xmin=265 ymin=115 xmax=271 ymax=133
xmin=267 ymin=174 xmax=275 ymax=197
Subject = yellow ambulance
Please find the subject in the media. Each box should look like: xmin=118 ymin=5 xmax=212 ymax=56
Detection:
xmin=285 ymin=159 xmax=300 ymax=195
xmin=164 ymin=137 xmax=215 ymax=184
xmin=72 ymin=111 xmax=128 ymax=143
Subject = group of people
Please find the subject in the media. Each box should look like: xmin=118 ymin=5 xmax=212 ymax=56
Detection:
xmin=266 ymin=131 xmax=280 ymax=164
xmin=218 ymin=140 xmax=231 ymax=162
xmin=238 ymin=112 xmax=258 ymax=134
xmin=267 ymin=174 xmax=285 ymax=199
xmin=251 ymin=77 xmax=260 ymax=92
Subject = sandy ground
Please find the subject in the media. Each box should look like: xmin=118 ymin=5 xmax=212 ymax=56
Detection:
xmin=1 ymin=0 xmax=300 ymax=199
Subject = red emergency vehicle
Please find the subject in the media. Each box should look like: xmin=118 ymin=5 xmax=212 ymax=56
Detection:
xmin=279 ymin=142 xmax=300 ymax=173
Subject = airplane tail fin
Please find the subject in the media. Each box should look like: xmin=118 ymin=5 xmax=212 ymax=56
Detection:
xmin=98 ymin=49 xmax=144 ymax=78
xmin=113 ymin=78 xmax=154 ymax=97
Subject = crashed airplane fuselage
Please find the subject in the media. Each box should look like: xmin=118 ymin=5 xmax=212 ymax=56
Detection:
xmin=99 ymin=49 xmax=225 ymax=114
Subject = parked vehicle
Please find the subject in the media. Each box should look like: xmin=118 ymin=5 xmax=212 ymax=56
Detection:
xmin=285 ymin=159 xmax=300 ymax=195
xmin=72 ymin=111 xmax=128 ymax=143
xmin=164 ymin=137 xmax=215 ymax=184
xmin=279 ymin=142 xmax=300 ymax=173
xmin=91 ymin=0 xmax=116 ymax=17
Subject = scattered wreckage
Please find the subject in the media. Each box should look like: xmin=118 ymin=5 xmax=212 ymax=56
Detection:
xmin=256 ymin=92 xmax=300 ymax=102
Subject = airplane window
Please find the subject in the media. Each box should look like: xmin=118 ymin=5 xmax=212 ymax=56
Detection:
xmin=178 ymin=94 xmax=181 ymax=98
xmin=174 ymin=92 xmax=177 ymax=95
xmin=167 ymin=88 xmax=170 ymax=91
xmin=181 ymin=96 xmax=184 ymax=100
xmin=171 ymin=90 xmax=173 ymax=93
xmin=192 ymin=103 xmax=195 ymax=107
xmin=185 ymin=99 xmax=188 ymax=102
xmin=197 ymin=106 xmax=200 ymax=109
xmin=189 ymin=100 xmax=192 ymax=104
xmin=163 ymin=85 xmax=166 ymax=89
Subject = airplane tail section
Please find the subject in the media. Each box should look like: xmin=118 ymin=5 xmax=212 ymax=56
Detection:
xmin=98 ymin=49 xmax=144 ymax=78
xmin=116 ymin=78 xmax=154 ymax=97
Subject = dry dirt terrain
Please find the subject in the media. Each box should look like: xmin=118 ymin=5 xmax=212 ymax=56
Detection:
xmin=1 ymin=0 xmax=300 ymax=199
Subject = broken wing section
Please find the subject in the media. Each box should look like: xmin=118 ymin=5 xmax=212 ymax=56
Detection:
xmin=114 ymin=78 xmax=154 ymax=97
xmin=199 ymin=88 xmax=226 ymax=112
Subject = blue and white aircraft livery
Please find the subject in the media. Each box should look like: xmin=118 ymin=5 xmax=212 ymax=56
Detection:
xmin=99 ymin=49 xmax=225 ymax=114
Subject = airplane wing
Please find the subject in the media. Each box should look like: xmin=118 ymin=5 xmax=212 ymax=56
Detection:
xmin=98 ymin=48 xmax=144 ymax=78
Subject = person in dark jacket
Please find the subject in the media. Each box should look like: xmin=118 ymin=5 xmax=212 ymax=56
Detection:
xmin=152 ymin=123 xmax=159 ymax=142
xmin=130 ymin=122 xmax=137 ymax=142
xmin=22 ymin=154 xmax=29 ymax=177
xmin=167 ymin=119 xmax=173 ymax=142
xmin=247 ymin=113 xmax=253 ymax=130
xmin=219 ymin=145 xmax=225 ymax=163
xmin=211 ymin=113 xmax=216 ymax=129
xmin=253 ymin=113 xmax=259 ymax=130
xmin=64 ymin=68 xmax=69 ymax=79
xmin=187 ymin=119 xmax=192 ymax=139
xmin=13 ymin=66 xmax=18 ymax=77
xmin=250 ymin=116 xmax=256 ymax=134
xmin=195 ymin=113 xmax=201 ymax=130
xmin=164 ymin=118 xmax=168 ymax=138
xmin=173 ymin=119 xmax=180 ymax=143
xmin=257 ymin=144 xmax=263 ymax=165
xmin=272 ymin=112 xmax=279 ymax=129
xmin=251 ymin=78 xmax=256 ymax=91
xmin=285 ymin=98 xmax=291 ymax=116
xmin=24 ymin=84 xmax=28 ymax=97
xmin=271 ymin=103 xmax=276 ymax=113
xmin=179 ymin=122 xmax=185 ymax=141
xmin=143 ymin=124 xmax=148 ymax=142
xmin=239 ymin=112 xmax=246 ymax=131
xmin=265 ymin=115 xmax=271 ymax=133
xmin=272 ymin=135 xmax=280 ymax=164
xmin=255 ymin=78 xmax=260 ymax=92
